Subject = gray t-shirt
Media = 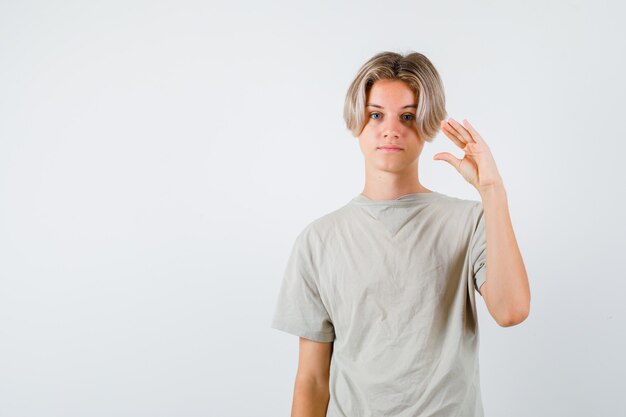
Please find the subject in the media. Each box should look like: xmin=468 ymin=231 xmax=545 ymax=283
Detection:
xmin=270 ymin=191 xmax=487 ymax=416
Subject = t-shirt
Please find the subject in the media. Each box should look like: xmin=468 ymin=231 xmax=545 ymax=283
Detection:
xmin=270 ymin=191 xmax=487 ymax=417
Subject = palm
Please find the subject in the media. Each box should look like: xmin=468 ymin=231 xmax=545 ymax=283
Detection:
xmin=434 ymin=118 xmax=503 ymax=192
xmin=458 ymin=155 xmax=479 ymax=186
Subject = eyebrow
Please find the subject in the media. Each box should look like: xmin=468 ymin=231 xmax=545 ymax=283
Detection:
xmin=366 ymin=103 xmax=417 ymax=109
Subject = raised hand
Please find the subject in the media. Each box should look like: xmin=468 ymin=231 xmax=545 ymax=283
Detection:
xmin=433 ymin=118 xmax=504 ymax=193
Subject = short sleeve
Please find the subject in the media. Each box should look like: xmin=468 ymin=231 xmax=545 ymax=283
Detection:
xmin=469 ymin=203 xmax=487 ymax=296
xmin=270 ymin=226 xmax=335 ymax=343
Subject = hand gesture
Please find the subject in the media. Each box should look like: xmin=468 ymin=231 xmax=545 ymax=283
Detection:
xmin=434 ymin=118 xmax=504 ymax=193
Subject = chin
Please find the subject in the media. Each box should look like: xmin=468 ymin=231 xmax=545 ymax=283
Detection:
xmin=370 ymin=161 xmax=407 ymax=173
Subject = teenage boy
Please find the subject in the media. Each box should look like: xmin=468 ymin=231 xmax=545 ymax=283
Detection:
xmin=270 ymin=51 xmax=531 ymax=417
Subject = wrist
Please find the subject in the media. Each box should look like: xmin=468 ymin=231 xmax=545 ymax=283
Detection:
xmin=478 ymin=181 xmax=506 ymax=199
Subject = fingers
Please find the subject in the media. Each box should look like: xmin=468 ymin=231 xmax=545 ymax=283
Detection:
xmin=446 ymin=118 xmax=476 ymax=144
xmin=462 ymin=119 xmax=486 ymax=145
xmin=440 ymin=120 xmax=467 ymax=149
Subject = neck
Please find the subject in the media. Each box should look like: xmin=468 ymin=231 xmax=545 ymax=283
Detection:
xmin=361 ymin=162 xmax=431 ymax=201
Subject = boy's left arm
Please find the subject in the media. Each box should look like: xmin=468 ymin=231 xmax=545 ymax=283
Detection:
xmin=478 ymin=183 xmax=530 ymax=327
xmin=434 ymin=117 xmax=531 ymax=327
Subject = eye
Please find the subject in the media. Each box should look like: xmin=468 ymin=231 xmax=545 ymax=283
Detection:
xmin=369 ymin=112 xmax=382 ymax=120
xmin=402 ymin=114 xmax=415 ymax=122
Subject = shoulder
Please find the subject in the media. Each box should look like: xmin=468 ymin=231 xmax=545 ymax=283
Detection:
xmin=294 ymin=201 xmax=354 ymax=247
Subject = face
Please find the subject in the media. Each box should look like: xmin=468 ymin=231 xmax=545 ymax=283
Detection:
xmin=357 ymin=79 xmax=425 ymax=174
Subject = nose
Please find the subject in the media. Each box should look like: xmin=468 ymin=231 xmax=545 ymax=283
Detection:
xmin=382 ymin=118 xmax=402 ymax=139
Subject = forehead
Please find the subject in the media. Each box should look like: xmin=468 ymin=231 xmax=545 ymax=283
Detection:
xmin=366 ymin=79 xmax=416 ymax=108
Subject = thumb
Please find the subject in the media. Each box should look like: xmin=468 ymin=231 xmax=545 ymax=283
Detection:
xmin=433 ymin=152 xmax=462 ymax=170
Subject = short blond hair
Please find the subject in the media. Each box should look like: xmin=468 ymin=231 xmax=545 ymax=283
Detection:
xmin=343 ymin=51 xmax=447 ymax=142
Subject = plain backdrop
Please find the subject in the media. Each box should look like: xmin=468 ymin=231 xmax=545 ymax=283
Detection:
xmin=1 ymin=1 xmax=625 ymax=416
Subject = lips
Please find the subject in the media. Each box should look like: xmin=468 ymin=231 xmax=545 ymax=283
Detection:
xmin=378 ymin=146 xmax=403 ymax=150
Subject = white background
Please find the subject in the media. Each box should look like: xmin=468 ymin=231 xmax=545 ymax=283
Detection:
xmin=1 ymin=1 xmax=625 ymax=416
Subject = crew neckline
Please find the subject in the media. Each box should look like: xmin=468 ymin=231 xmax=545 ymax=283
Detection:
xmin=351 ymin=191 xmax=444 ymax=205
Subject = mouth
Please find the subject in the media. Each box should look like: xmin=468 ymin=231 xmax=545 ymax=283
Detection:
xmin=378 ymin=146 xmax=404 ymax=152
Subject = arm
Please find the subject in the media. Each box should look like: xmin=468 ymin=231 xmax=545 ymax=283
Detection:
xmin=479 ymin=183 xmax=531 ymax=327
xmin=435 ymin=118 xmax=531 ymax=327
xmin=291 ymin=337 xmax=333 ymax=417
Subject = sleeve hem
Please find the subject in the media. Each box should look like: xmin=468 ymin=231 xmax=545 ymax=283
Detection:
xmin=475 ymin=269 xmax=487 ymax=296
xmin=270 ymin=322 xmax=335 ymax=343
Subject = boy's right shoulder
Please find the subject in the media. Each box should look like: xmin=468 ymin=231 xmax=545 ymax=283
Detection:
xmin=295 ymin=200 xmax=354 ymax=243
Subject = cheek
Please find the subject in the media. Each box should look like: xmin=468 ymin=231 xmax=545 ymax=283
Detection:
xmin=360 ymin=123 xmax=374 ymax=135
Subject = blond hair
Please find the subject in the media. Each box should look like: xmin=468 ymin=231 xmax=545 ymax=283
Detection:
xmin=343 ymin=51 xmax=447 ymax=142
